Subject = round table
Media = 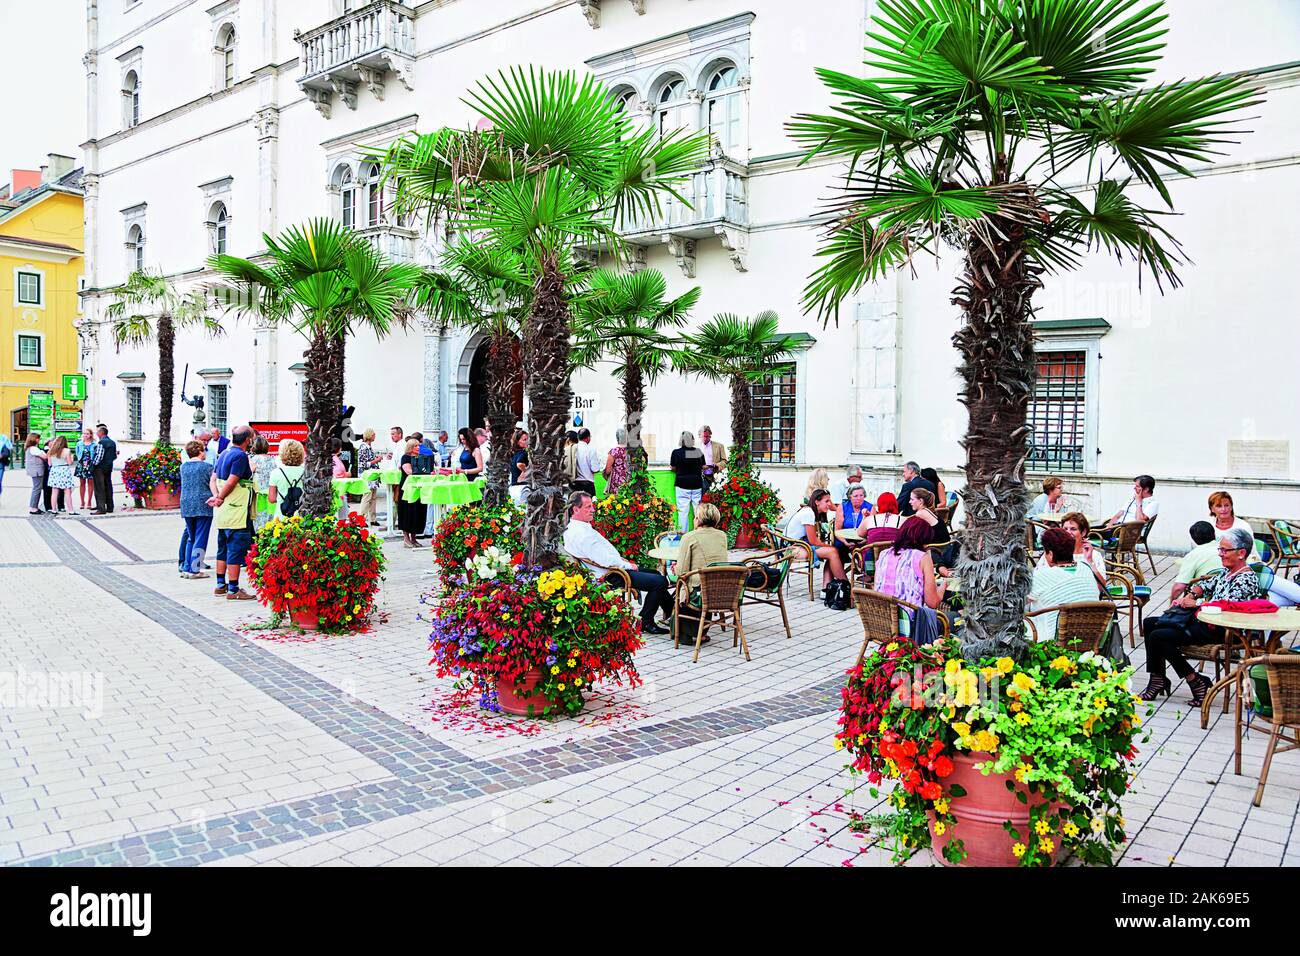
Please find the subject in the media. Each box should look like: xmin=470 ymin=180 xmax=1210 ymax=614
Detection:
xmin=835 ymin=528 xmax=862 ymax=544
xmin=361 ymin=467 xmax=405 ymax=486
xmin=1197 ymin=606 xmax=1300 ymax=656
xmin=332 ymin=475 xmax=371 ymax=497
xmin=647 ymin=545 xmax=681 ymax=564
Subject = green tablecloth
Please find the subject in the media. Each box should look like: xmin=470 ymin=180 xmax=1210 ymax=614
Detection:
xmin=362 ymin=467 xmax=404 ymax=485
xmin=401 ymin=473 xmax=483 ymax=506
xmin=594 ymin=467 xmax=675 ymax=501
xmin=332 ymin=476 xmax=371 ymax=496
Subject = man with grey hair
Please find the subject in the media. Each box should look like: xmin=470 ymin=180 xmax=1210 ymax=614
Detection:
xmin=830 ymin=464 xmax=865 ymax=515
xmin=898 ymin=460 xmax=935 ymax=516
xmin=698 ymin=425 xmax=727 ymax=493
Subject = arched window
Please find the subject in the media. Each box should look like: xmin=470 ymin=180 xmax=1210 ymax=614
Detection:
xmin=122 ymin=71 xmax=140 ymax=129
xmin=655 ymin=76 xmax=689 ymax=140
xmin=208 ymin=202 xmax=229 ymax=255
xmin=336 ymin=166 xmax=357 ymax=229
xmin=359 ymin=161 xmax=383 ymax=227
xmin=705 ymin=64 xmax=742 ymax=154
xmin=126 ymin=224 xmax=145 ymax=272
xmin=215 ymin=24 xmax=236 ymax=90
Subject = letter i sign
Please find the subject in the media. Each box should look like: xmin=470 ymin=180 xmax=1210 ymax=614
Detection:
xmin=62 ymin=374 xmax=87 ymax=402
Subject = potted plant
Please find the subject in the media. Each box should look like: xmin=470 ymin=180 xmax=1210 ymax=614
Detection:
xmin=121 ymin=442 xmax=182 ymax=509
xmin=702 ymin=469 xmax=782 ymax=549
xmin=838 ymin=638 xmax=1147 ymax=867
xmin=592 ymin=484 xmax=676 ymax=566
xmin=430 ymin=502 xmax=523 ymax=591
xmin=429 ymin=558 xmax=643 ymax=718
xmin=246 ymin=512 xmax=386 ymax=632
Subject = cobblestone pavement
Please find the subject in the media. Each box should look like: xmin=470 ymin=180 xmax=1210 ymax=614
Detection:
xmin=2 ymin=507 xmax=1299 ymax=867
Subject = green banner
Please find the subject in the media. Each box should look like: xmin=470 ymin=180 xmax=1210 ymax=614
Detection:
xmin=54 ymin=405 xmax=83 ymax=444
xmin=28 ymin=390 xmax=54 ymax=440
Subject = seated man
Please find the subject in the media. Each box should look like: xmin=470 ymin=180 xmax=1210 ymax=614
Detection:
xmin=1107 ymin=474 xmax=1159 ymax=527
xmin=897 ymin=460 xmax=935 ymax=517
xmin=1027 ymin=527 xmax=1104 ymax=643
xmin=563 ymin=491 xmax=674 ymax=636
xmin=785 ymin=488 xmax=850 ymax=608
xmin=1170 ymin=521 xmax=1220 ymax=602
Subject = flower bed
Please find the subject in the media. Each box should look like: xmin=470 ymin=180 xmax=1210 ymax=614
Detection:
xmin=429 ymin=561 xmax=643 ymax=717
xmin=431 ymin=503 xmax=523 ymax=587
xmin=837 ymin=638 xmax=1147 ymax=866
xmin=702 ymin=468 xmax=782 ymax=547
xmin=247 ymin=512 xmax=385 ymax=633
xmin=592 ymin=484 xmax=675 ymax=566
xmin=121 ymin=442 xmax=182 ymax=499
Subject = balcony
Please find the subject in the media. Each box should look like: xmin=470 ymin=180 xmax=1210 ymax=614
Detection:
xmin=620 ymin=156 xmax=750 ymax=275
xmin=296 ymin=1 xmax=415 ymax=118
xmin=357 ymin=224 xmax=420 ymax=263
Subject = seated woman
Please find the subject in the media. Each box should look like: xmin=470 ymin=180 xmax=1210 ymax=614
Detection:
xmin=1207 ymin=490 xmax=1252 ymax=542
xmin=1139 ymin=527 xmax=1262 ymax=704
xmin=875 ymin=517 xmax=948 ymax=639
xmin=833 ymin=484 xmax=872 ymax=569
xmin=1038 ymin=511 xmax=1107 ymax=587
xmin=671 ymin=502 xmax=731 ymax=645
xmin=920 ymin=467 xmax=947 ymax=506
xmin=784 ymin=488 xmax=850 ymax=608
xmin=908 ymin=488 xmax=950 ymax=545
xmin=861 ymin=492 xmax=904 ymax=546
xmin=1029 ymin=477 xmax=1066 ymax=516
xmin=802 ymin=467 xmax=830 ymax=507
xmin=1027 ymin=527 xmax=1104 ymax=643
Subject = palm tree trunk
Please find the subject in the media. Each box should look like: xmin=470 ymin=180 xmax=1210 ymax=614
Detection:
xmin=950 ymin=185 xmax=1042 ymax=661
xmin=303 ymin=330 xmax=342 ymax=517
xmin=157 ymin=312 xmax=175 ymax=447
xmin=481 ymin=332 xmax=519 ymax=509
xmin=621 ymin=355 xmax=648 ymax=489
xmin=729 ymin=373 xmax=751 ymax=475
xmin=521 ymin=256 xmax=574 ymax=565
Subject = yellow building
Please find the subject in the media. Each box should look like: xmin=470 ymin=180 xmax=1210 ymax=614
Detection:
xmin=0 ymin=155 xmax=84 ymax=447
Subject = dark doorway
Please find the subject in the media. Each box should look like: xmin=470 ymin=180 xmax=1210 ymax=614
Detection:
xmin=467 ymin=337 xmax=523 ymax=430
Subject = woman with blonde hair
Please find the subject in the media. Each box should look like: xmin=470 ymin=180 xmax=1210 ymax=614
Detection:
xmin=45 ymin=436 xmax=76 ymax=515
xmin=803 ymin=467 xmax=830 ymax=506
xmin=356 ymin=427 xmax=381 ymax=526
xmin=267 ymin=438 xmax=306 ymax=519
xmin=1207 ymin=490 xmax=1251 ymax=542
xmin=74 ymin=427 xmax=100 ymax=511
xmin=398 ymin=437 xmax=429 ymax=548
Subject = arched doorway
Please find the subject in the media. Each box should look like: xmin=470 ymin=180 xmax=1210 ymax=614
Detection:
xmin=467 ymin=336 xmax=523 ymax=431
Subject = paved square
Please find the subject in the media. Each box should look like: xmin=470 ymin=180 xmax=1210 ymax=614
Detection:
xmin=3 ymin=506 xmax=1298 ymax=867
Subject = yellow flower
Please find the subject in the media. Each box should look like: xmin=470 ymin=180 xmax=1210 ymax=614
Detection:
xmin=1038 ymin=837 xmax=1054 ymax=854
xmin=933 ymin=822 xmax=946 ymax=836
xmin=557 ymin=684 xmax=566 ymax=691
xmin=550 ymin=666 xmax=560 ymax=675
xmin=833 ymin=738 xmax=845 ymax=751
xmin=1012 ymin=843 xmax=1026 ymax=858
xmin=556 ymin=602 xmax=566 ymax=611
xmin=1090 ymin=817 xmax=1105 ymax=834
xmin=1014 ymin=711 xmax=1031 ymax=726
xmin=1083 ymin=714 xmax=1099 ymax=736
xmin=1009 ymin=701 xmax=1022 ymax=712
xmin=1012 ymin=672 xmax=1036 ymax=692
xmin=1131 ymin=713 xmax=1143 ymax=727
xmin=980 ymin=666 xmax=998 ymax=681
xmin=952 ymin=722 xmax=971 ymax=738
xmin=945 ymin=659 xmax=961 ymax=675
xmin=1050 ymin=655 xmax=1072 ymax=672
xmin=284 ymin=591 xmax=294 ymax=599
xmin=1034 ymin=819 xmax=1050 ymax=835
xmin=352 ymin=604 xmax=361 ymax=614
xmin=1094 ymin=697 xmax=1108 ymax=710
xmin=573 ymin=677 xmax=582 ymax=686
xmin=933 ymin=799 xmax=949 ymax=815
xmin=1063 ymin=822 xmax=1080 ymax=838
xmin=886 ymin=642 xmax=899 ymax=651
xmin=567 ymin=659 xmax=576 ymax=668
xmin=996 ymin=657 xmax=1015 ymax=674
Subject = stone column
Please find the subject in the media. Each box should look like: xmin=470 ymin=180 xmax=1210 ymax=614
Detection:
xmin=421 ymin=322 xmax=441 ymax=432
xmin=851 ymin=281 xmax=901 ymax=457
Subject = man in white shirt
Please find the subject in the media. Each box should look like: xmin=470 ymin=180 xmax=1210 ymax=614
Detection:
xmin=475 ymin=427 xmax=491 ymax=465
xmin=573 ymin=428 xmax=600 ymax=495
xmin=1108 ymin=474 xmax=1159 ymax=526
xmin=562 ymin=491 xmax=674 ymax=635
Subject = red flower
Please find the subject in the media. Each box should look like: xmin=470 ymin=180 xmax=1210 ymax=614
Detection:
xmin=920 ymin=781 xmax=941 ymax=801
xmin=933 ymin=756 xmax=954 ymax=778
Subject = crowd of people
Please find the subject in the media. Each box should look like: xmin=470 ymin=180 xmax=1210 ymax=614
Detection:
xmin=10 ymin=426 xmax=119 ymax=516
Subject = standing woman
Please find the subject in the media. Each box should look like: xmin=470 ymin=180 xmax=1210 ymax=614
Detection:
xmin=24 ymin=434 xmax=48 ymax=515
xmin=74 ymin=428 xmax=100 ymax=512
xmin=453 ymin=427 xmax=485 ymax=480
xmin=356 ymin=428 xmax=381 ymax=526
xmin=46 ymin=436 xmax=76 ymax=515
xmin=670 ymin=430 xmax=705 ymax=532
xmin=398 ymin=437 xmax=428 ymax=548
xmin=603 ymin=427 xmax=630 ymax=495
xmin=0 ymin=431 xmax=12 ymax=499
xmin=509 ymin=430 xmax=530 ymax=486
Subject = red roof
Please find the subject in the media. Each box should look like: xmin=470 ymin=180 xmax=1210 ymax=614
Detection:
xmin=11 ymin=170 xmax=41 ymax=194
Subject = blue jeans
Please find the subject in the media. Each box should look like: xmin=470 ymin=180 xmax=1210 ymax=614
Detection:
xmin=181 ymin=516 xmax=212 ymax=572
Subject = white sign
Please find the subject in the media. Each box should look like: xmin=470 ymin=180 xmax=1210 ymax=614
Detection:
xmin=570 ymin=392 xmax=599 ymax=428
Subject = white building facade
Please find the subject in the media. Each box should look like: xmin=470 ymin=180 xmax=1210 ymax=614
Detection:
xmin=79 ymin=0 xmax=1300 ymax=547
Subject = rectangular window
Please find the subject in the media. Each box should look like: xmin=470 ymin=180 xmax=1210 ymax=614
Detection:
xmin=208 ymin=384 xmax=228 ymax=437
xmin=17 ymin=334 xmax=42 ymax=368
xmin=17 ymin=272 xmax=42 ymax=305
xmin=750 ymin=363 xmax=797 ymax=464
xmin=1028 ymin=349 xmax=1088 ymax=473
xmin=127 ymin=386 xmax=143 ymax=440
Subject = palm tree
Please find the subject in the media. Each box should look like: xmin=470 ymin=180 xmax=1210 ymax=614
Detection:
xmin=209 ymin=219 xmax=424 ymax=517
xmin=380 ymin=67 xmax=710 ymax=562
xmin=571 ymin=268 xmax=700 ymax=487
xmin=414 ymin=240 xmax=533 ymax=508
xmin=676 ymin=312 xmax=800 ymax=475
xmin=788 ymin=0 xmax=1260 ymax=659
xmin=105 ymin=270 xmax=224 ymax=446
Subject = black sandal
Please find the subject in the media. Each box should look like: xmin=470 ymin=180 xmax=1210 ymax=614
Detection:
xmin=1137 ymin=675 xmax=1171 ymax=701
xmin=1186 ymin=673 xmax=1212 ymax=706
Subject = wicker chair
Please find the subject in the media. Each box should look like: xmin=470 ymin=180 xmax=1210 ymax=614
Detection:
xmin=1024 ymin=601 xmax=1117 ymax=655
xmin=741 ymin=548 xmax=794 ymax=639
xmin=558 ymin=547 xmax=636 ymax=605
xmin=673 ymin=565 xmax=750 ymax=663
xmin=1267 ymin=520 xmax=1300 ymax=579
xmin=1200 ymin=655 xmax=1300 ymax=807
xmin=1101 ymin=521 xmax=1145 ymax=569
xmin=1105 ymin=560 xmax=1152 ymax=648
xmin=1026 ymin=519 xmax=1050 ymax=564
xmin=764 ymin=524 xmax=816 ymax=602
xmin=851 ymin=587 xmax=950 ymax=667
xmin=1135 ymin=516 xmax=1159 ymax=576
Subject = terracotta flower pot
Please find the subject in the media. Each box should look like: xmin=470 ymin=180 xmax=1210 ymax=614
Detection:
xmin=734 ymin=526 xmax=760 ymax=550
xmin=147 ymin=485 xmax=181 ymax=510
xmin=290 ymin=609 xmax=320 ymax=630
xmin=495 ymin=667 xmax=582 ymax=718
xmin=929 ymin=751 xmax=1065 ymax=867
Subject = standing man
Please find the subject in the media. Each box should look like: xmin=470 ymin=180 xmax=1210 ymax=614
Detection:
xmin=432 ymin=430 xmax=452 ymax=468
xmin=475 ymin=427 xmax=492 ymax=465
xmin=385 ymin=426 xmax=404 ymax=462
xmin=92 ymin=425 xmax=118 ymax=514
xmin=573 ymin=428 xmax=599 ymax=496
xmin=698 ymin=425 xmax=728 ymax=494
xmin=897 ymin=461 xmax=935 ymax=516
xmin=206 ymin=426 xmax=229 ymax=464
xmin=0 ymin=430 xmax=12 ymax=500
xmin=207 ymin=424 xmax=257 ymax=601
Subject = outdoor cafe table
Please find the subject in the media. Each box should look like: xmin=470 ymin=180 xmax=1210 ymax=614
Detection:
xmin=361 ymin=467 xmax=407 ymax=535
xmin=1196 ymin=606 xmax=1300 ymax=657
xmin=1034 ymin=513 xmax=1105 ymax=526
xmin=647 ymin=543 xmax=680 ymax=577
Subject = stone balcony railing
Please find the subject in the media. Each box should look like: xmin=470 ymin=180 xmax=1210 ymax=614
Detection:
xmin=618 ymin=155 xmax=750 ymax=275
xmin=296 ymin=1 xmax=415 ymax=117
xmin=357 ymin=224 xmax=420 ymax=263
